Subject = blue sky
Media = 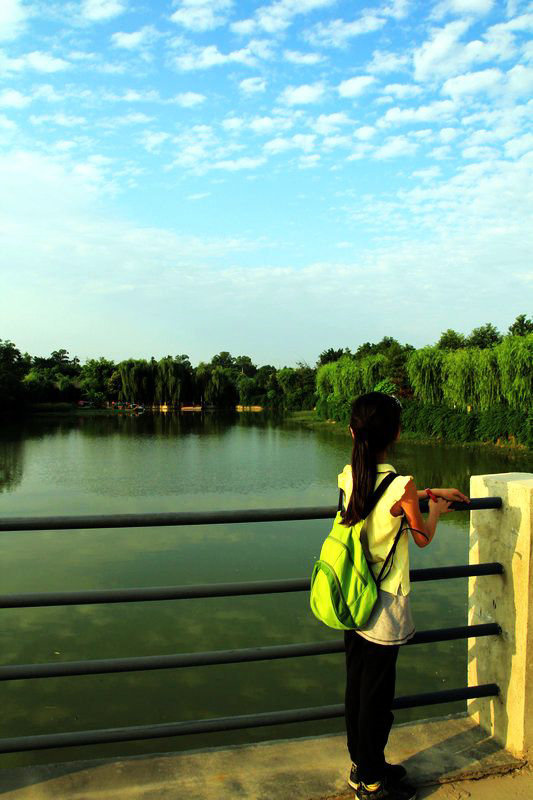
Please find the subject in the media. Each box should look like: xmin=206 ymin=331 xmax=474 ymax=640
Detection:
xmin=1 ymin=0 xmax=532 ymax=366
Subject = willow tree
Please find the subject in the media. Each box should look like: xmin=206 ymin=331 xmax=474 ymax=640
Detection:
xmin=154 ymin=356 xmax=193 ymax=406
xmin=406 ymin=347 xmax=444 ymax=406
xmin=473 ymin=348 xmax=502 ymax=411
xmin=118 ymin=359 xmax=156 ymax=404
xmin=496 ymin=334 xmax=533 ymax=411
xmin=361 ymin=354 xmax=387 ymax=393
xmin=442 ymin=349 xmax=477 ymax=410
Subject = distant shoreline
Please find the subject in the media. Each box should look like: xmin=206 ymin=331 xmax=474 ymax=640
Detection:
xmin=286 ymin=410 xmax=530 ymax=452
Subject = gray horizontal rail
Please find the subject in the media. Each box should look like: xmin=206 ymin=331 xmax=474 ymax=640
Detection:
xmin=0 ymin=624 xmax=500 ymax=682
xmin=0 ymin=684 xmax=499 ymax=754
xmin=0 ymin=497 xmax=502 ymax=533
xmin=0 ymin=563 xmax=504 ymax=609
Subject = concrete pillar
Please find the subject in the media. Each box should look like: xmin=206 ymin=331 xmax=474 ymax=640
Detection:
xmin=468 ymin=472 xmax=533 ymax=758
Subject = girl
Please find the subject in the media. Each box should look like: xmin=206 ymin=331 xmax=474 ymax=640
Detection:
xmin=339 ymin=392 xmax=469 ymax=800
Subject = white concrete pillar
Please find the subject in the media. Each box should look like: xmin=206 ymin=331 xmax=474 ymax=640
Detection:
xmin=468 ymin=472 xmax=533 ymax=758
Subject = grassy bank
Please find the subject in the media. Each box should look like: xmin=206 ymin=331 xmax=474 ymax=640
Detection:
xmin=287 ymin=410 xmax=531 ymax=452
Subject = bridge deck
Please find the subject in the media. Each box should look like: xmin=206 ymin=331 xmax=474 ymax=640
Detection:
xmin=0 ymin=714 xmax=526 ymax=799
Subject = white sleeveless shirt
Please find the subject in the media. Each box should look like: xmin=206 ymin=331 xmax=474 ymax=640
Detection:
xmin=338 ymin=463 xmax=412 ymax=596
xmin=338 ymin=463 xmax=415 ymax=645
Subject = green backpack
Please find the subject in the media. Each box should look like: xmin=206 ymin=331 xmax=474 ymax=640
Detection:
xmin=310 ymin=472 xmax=404 ymax=630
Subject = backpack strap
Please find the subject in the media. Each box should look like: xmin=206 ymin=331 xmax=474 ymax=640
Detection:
xmin=375 ymin=516 xmax=406 ymax=586
xmin=361 ymin=471 xmax=405 ymax=587
xmin=361 ymin=471 xmax=397 ymax=519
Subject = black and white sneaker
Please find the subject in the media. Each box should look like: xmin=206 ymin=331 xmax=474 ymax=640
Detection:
xmin=354 ymin=777 xmax=416 ymax=800
xmin=348 ymin=762 xmax=408 ymax=791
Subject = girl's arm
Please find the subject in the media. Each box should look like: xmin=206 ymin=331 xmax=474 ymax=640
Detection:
xmin=415 ymin=488 xmax=470 ymax=504
xmin=399 ymin=479 xmax=451 ymax=548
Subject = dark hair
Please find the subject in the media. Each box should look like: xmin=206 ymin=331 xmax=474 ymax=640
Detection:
xmin=341 ymin=392 xmax=402 ymax=526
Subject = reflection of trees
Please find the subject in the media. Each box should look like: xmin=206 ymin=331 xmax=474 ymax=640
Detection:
xmin=72 ymin=410 xmax=239 ymax=440
xmin=0 ymin=432 xmax=24 ymax=493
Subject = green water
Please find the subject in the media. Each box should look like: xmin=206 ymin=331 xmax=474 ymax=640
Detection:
xmin=0 ymin=412 xmax=531 ymax=768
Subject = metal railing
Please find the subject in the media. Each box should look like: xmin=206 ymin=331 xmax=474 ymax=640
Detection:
xmin=0 ymin=496 xmax=503 ymax=755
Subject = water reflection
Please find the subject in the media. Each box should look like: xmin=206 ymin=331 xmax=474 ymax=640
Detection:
xmin=0 ymin=412 xmax=531 ymax=769
xmin=0 ymin=428 xmax=24 ymax=493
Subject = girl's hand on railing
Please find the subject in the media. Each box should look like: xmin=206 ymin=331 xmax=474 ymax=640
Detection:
xmin=432 ymin=488 xmax=470 ymax=504
xmin=429 ymin=497 xmax=452 ymax=516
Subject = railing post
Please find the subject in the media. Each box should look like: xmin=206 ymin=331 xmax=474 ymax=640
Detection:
xmin=468 ymin=471 xmax=533 ymax=757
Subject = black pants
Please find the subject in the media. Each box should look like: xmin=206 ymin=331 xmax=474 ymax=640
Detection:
xmin=344 ymin=630 xmax=399 ymax=785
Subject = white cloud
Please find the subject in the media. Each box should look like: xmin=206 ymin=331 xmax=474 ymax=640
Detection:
xmin=382 ymin=83 xmax=423 ymax=99
xmin=279 ymin=81 xmax=325 ymax=105
xmin=442 ymin=67 xmax=503 ymax=98
xmin=374 ymin=135 xmax=418 ymax=159
xmin=233 ymin=0 xmax=336 ymax=36
xmin=140 ymin=131 xmax=170 ymax=153
xmin=379 ymin=99 xmax=457 ymax=126
xmin=284 ymin=49 xmax=324 ymax=65
xmin=81 ymin=0 xmax=126 ymax=21
xmin=299 ymin=153 xmax=320 ymax=168
xmin=0 ymin=49 xmax=70 ymax=74
xmin=249 ymin=115 xmax=295 ymax=134
xmin=504 ymin=132 xmax=533 ymax=158
xmin=367 ymin=49 xmax=409 ymax=73
xmin=506 ymin=63 xmax=533 ymax=96
xmin=354 ymin=125 xmax=376 ymax=140
xmin=414 ymin=17 xmax=521 ymax=82
xmin=231 ymin=18 xmax=256 ymax=35
xmin=25 ymin=51 xmax=70 ymax=72
xmin=0 ymin=113 xmax=16 ymax=129
xmin=382 ymin=0 xmax=411 ymax=19
xmin=30 ymin=113 xmax=86 ymax=126
xmin=433 ymin=0 xmax=495 ymax=18
xmin=222 ymin=116 xmax=244 ymax=131
xmin=100 ymin=113 xmax=154 ymax=130
xmin=175 ymin=91 xmax=206 ymax=107
xmin=213 ymin=156 xmax=266 ymax=170
xmin=0 ymin=89 xmax=30 ymax=108
xmin=239 ymin=77 xmax=266 ymax=94
xmin=111 ymin=26 xmax=158 ymax=50
xmin=170 ymin=0 xmax=233 ymax=32
xmin=312 ymin=112 xmax=351 ymax=135
xmin=0 ymin=0 xmax=28 ymax=40
xmin=440 ymin=127 xmax=458 ymax=142
xmin=264 ymin=133 xmax=316 ymax=154
xmin=173 ymin=43 xmax=261 ymax=70
xmin=412 ymin=165 xmax=442 ymax=181
xmin=338 ymin=76 xmax=375 ymax=98
xmin=307 ymin=13 xmax=386 ymax=48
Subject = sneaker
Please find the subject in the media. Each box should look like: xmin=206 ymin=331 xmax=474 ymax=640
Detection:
xmin=355 ymin=778 xmax=416 ymax=800
xmin=348 ymin=763 xmax=408 ymax=790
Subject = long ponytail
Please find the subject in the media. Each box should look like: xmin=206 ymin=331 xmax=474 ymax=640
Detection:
xmin=341 ymin=392 xmax=401 ymax=526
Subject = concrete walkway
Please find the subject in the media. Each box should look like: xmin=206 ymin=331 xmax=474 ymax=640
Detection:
xmin=0 ymin=716 xmax=529 ymax=800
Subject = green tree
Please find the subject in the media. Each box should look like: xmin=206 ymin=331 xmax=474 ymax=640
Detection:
xmin=316 ymin=347 xmax=346 ymax=367
xmin=508 ymin=314 xmax=533 ymax=336
xmin=234 ymin=355 xmax=257 ymax=377
xmin=205 ymin=366 xmax=238 ymax=407
xmin=437 ymin=329 xmax=466 ymax=350
xmin=237 ymin=375 xmax=257 ymax=405
xmin=466 ymin=323 xmax=502 ymax=349
xmin=211 ymin=351 xmax=235 ymax=369
xmin=0 ymin=340 xmax=26 ymax=411
xmin=277 ymin=364 xmax=316 ymax=410
xmin=79 ymin=358 xmax=116 ymax=404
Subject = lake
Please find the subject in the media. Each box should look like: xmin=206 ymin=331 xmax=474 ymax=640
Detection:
xmin=0 ymin=411 xmax=531 ymax=769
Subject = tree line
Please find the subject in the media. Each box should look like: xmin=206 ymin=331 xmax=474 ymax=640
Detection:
xmin=0 ymin=347 xmax=316 ymax=413
xmin=0 ymin=314 xmax=531 ymax=416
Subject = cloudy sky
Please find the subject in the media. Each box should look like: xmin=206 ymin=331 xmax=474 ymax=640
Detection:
xmin=1 ymin=0 xmax=532 ymax=365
